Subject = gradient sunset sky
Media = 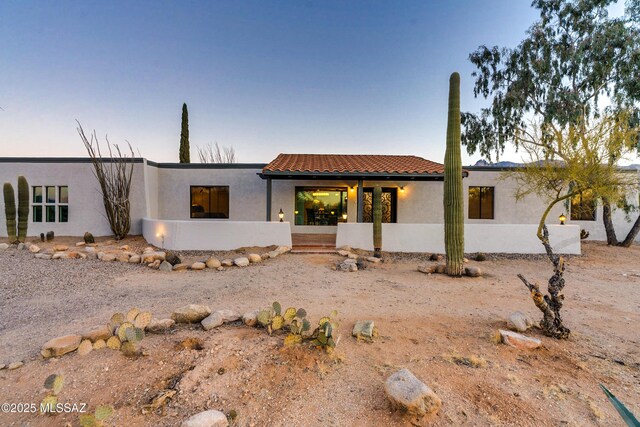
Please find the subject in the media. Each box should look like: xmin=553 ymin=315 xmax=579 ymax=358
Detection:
xmin=0 ymin=1 xmax=625 ymax=164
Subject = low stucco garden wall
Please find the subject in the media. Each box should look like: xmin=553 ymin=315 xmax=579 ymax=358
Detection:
xmin=142 ymin=218 xmax=293 ymax=251
xmin=335 ymin=223 xmax=581 ymax=254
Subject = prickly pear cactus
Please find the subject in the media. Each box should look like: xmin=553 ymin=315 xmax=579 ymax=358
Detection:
xmin=271 ymin=315 xmax=284 ymax=331
xmin=44 ymin=374 xmax=64 ymax=395
xmin=125 ymin=327 xmax=144 ymax=343
xmin=110 ymin=313 xmax=125 ymax=326
xmin=134 ymin=311 xmax=152 ymax=329
xmin=257 ymin=308 xmax=272 ymax=327
xmin=121 ymin=341 xmax=137 ymax=357
xmin=284 ymin=334 xmax=303 ymax=346
xmin=117 ymin=322 xmax=134 ymax=341
xmin=284 ymin=307 xmax=297 ymax=322
xmin=272 ymin=301 xmax=282 ymax=316
xmin=106 ymin=336 xmax=121 ymax=350
xmin=126 ymin=308 xmax=140 ymax=323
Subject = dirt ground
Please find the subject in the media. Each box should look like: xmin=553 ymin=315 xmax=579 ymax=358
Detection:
xmin=0 ymin=237 xmax=639 ymax=426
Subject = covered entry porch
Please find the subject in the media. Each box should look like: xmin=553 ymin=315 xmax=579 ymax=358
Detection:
xmin=259 ymin=154 xmax=449 ymax=249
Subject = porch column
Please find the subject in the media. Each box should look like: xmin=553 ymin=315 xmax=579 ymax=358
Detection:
xmin=266 ymin=177 xmax=272 ymax=221
xmin=357 ymin=178 xmax=364 ymax=223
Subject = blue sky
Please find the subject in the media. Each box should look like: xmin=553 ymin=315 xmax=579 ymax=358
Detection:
xmin=0 ymin=1 xmax=582 ymax=164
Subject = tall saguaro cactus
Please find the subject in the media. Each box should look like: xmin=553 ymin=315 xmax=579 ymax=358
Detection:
xmin=373 ymin=186 xmax=382 ymax=258
xmin=3 ymin=183 xmax=17 ymax=243
xmin=444 ymin=72 xmax=464 ymax=276
xmin=179 ymin=103 xmax=190 ymax=163
xmin=17 ymin=176 xmax=29 ymax=242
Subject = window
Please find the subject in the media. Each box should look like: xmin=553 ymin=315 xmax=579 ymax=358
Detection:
xmin=294 ymin=188 xmax=348 ymax=226
xmin=468 ymin=186 xmax=494 ymax=219
xmin=362 ymin=188 xmax=397 ymax=223
xmin=190 ymin=186 xmax=229 ymax=218
xmin=32 ymin=185 xmax=68 ymax=223
xmin=570 ymin=191 xmax=596 ymax=221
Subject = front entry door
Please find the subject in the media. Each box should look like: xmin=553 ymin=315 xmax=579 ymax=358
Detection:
xmin=362 ymin=188 xmax=397 ymax=223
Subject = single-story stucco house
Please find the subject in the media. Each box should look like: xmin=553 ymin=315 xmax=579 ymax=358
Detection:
xmin=1 ymin=154 xmax=638 ymax=254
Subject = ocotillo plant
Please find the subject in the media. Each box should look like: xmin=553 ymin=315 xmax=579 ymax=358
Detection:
xmin=17 ymin=176 xmax=29 ymax=242
xmin=443 ymin=72 xmax=464 ymax=276
xmin=373 ymin=186 xmax=382 ymax=258
xmin=3 ymin=183 xmax=17 ymax=243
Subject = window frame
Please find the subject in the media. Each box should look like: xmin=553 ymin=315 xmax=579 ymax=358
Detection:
xmin=31 ymin=185 xmax=68 ymax=223
xmin=570 ymin=191 xmax=597 ymax=221
xmin=468 ymin=186 xmax=495 ymax=220
xmin=189 ymin=185 xmax=230 ymax=219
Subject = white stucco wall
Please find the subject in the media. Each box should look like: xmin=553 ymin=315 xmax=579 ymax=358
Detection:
xmin=335 ymin=223 xmax=581 ymax=254
xmin=142 ymin=218 xmax=292 ymax=250
xmin=464 ymin=168 xmax=640 ymax=242
xmin=0 ymin=160 xmax=147 ymax=237
xmin=156 ymin=166 xmax=266 ymax=221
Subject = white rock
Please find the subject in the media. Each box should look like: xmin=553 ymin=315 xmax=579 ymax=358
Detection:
xmin=337 ymin=250 xmax=350 ymax=256
xmin=352 ymin=320 xmax=376 ymax=339
xmin=347 ymin=253 xmax=359 ymax=259
xmin=41 ymin=335 xmax=82 ymax=358
xmin=101 ymin=253 xmax=116 ymax=262
xmin=499 ymin=329 xmax=542 ymax=350
xmin=147 ymin=318 xmax=175 ymax=333
xmin=129 ymin=254 xmax=141 ymax=263
xmin=385 ymin=369 xmax=442 ymax=417
xmin=221 ymin=259 xmax=233 ymax=267
xmin=141 ymin=251 xmax=166 ymax=263
xmin=0 ymin=243 xmax=9 ymax=250
xmin=248 ymin=253 xmax=262 ymax=263
xmin=234 ymin=257 xmax=250 ymax=267
xmin=242 ymin=310 xmax=259 ymax=326
xmin=507 ymin=311 xmax=533 ymax=333
xmin=366 ymin=256 xmax=381 ymax=263
xmin=29 ymin=245 xmax=41 ymax=253
xmin=215 ymin=309 xmax=241 ymax=322
xmin=201 ymin=312 xmax=224 ymax=331
xmin=159 ymin=261 xmax=173 ymax=271
xmin=182 ymin=410 xmax=229 ymax=427
xmin=267 ymin=251 xmax=280 ymax=258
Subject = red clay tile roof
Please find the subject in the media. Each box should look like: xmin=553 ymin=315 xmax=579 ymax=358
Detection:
xmin=262 ymin=154 xmax=446 ymax=175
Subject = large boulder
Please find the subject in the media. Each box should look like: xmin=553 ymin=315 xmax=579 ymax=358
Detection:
xmin=182 ymin=410 xmax=229 ymax=427
xmin=385 ymin=369 xmax=442 ymax=417
xmin=499 ymin=329 xmax=542 ymax=350
xmin=41 ymin=335 xmax=82 ymax=358
xmin=172 ymin=304 xmax=211 ymax=323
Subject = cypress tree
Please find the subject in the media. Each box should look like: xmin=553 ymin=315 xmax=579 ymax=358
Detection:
xmin=179 ymin=103 xmax=190 ymax=163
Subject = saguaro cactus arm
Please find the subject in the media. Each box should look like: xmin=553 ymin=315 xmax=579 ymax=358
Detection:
xmin=373 ymin=186 xmax=382 ymax=258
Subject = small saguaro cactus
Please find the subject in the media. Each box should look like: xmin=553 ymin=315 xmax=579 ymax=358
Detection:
xmin=373 ymin=186 xmax=382 ymax=258
xmin=17 ymin=176 xmax=29 ymax=243
xmin=443 ymin=72 xmax=465 ymax=276
xmin=3 ymin=183 xmax=17 ymax=243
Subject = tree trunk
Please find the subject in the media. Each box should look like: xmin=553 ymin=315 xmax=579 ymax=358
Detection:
xmin=619 ymin=215 xmax=640 ymax=247
xmin=601 ymin=197 xmax=619 ymax=245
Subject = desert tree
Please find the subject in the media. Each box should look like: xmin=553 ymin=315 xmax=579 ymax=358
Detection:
xmin=506 ymin=111 xmax=638 ymax=338
xmin=77 ymin=121 xmax=135 ymax=240
xmin=196 ymin=142 xmax=237 ymax=163
xmin=179 ymin=103 xmax=190 ymax=163
xmin=462 ymin=0 xmax=640 ymax=246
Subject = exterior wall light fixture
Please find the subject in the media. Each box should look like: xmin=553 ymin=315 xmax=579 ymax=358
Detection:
xmin=559 ymin=213 xmax=566 ymax=225
xmin=342 ymin=213 xmax=348 ymax=221
xmin=278 ymin=208 xmax=284 ymax=222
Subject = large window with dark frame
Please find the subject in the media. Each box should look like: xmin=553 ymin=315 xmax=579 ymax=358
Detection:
xmin=32 ymin=185 xmax=68 ymax=223
xmin=570 ymin=190 xmax=596 ymax=221
xmin=362 ymin=187 xmax=397 ymax=223
xmin=294 ymin=188 xmax=348 ymax=226
xmin=190 ymin=186 xmax=229 ymax=219
xmin=468 ymin=186 xmax=494 ymax=219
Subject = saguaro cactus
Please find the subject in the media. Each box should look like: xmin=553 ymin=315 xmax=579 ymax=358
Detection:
xmin=443 ymin=72 xmax=464 ymax=276
xmin=3 ymin=183 xmax=17 ymax=243
xmin=17 ymin=176 xmax=29 ymax=242
xmin=373 ymin=186 xmax=382 ymax=258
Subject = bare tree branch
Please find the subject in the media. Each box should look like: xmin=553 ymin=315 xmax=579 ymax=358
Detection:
xmin=197 ymin=142 xmax=236 ymax=164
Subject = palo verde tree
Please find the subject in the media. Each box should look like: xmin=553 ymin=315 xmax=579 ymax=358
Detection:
xmin=77 ymin=121 xmax=136 ymax=240
xmin=505 ymin=112 xmax=638 ymax=338
xmin=179 ymin=103 xmax=190 ymax=163
xmin=462 ymin=0 xmax=640 ymax=246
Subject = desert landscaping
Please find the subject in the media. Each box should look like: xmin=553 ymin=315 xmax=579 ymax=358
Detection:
xmin=0 ymin=236 xmax=638 ymax=426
